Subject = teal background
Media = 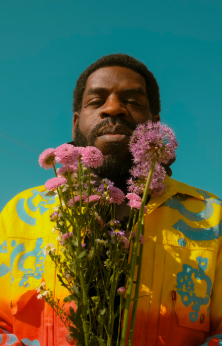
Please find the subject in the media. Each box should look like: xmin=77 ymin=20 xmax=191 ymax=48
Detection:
xmin=1 ymin=0 xmax=222 ymax=210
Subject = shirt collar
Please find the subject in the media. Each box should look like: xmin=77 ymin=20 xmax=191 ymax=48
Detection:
xmin=146 ymin=175 xmax=204 ymax=215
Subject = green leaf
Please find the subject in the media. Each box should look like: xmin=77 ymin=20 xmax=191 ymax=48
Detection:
xmin=69 ymin=307 xmax=83 ymax=332
xmin=95 ymin=337 xmax=106 ymax=346
xmin=100 ymin=308 xmax=106 ymax=315
xmin=63 ymin=294 xmax=75 ymax=303
xmin=73 ymin=284 xmax=80 ymax=295
xmin=77 ymin=250 xmax=87 ymax=259
xmin=69 ymin=326 xmax=83 ymax=344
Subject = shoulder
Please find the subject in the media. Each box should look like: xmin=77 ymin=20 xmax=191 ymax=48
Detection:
xmin=167 ymin=176 xmax=221 ymax=202
xmin=1 ymin=185 xmax=54 ymax=213
xmin=0 ymin=186 xmax=57 ymax=238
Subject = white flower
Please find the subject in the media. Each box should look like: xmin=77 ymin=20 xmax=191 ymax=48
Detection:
xmin=57 ymin=235 xmax=63 ymax=242
xmin=43 ymin=243 xmax=56 ymax=256
xmin=42 ymin=290 xmax=49 ymax=297
xmin=88 ymin=247 xmax=94 ymax=260
xmin=65 ymin=271 xmax=72 ymax=280
xmin=95 ymin=238 xmax=101 ymax=243
xmin=37 ymin=294 xmax=43 ymax=299
xmin=52 ymin=228 xmax=56 ymax=233
xmin=36 ymin=281 xmax=46 ymax=293
xmin=94 ymin=212 xmax=101 ymax=220
xmin=70 ymin=173 xmax=78 ymax=182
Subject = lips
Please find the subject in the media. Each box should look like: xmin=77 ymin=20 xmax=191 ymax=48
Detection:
xmin=97 ymin=125 xmax=132 ymax=137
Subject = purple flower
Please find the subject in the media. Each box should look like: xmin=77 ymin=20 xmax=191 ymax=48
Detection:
xmin=128 ymin=121 xmax=178 ymax=197
xmin=45 ymin=177 xmax=67 ymax=191
xmin=50 ymin=211 xmax=60 ymax=221
xmin=130 ymin=121 xmax=178 ymax=165
xmin=82 ymin=146 xmax=104 ymax=168
xmin=81 ymin=243 xmax=86 ymax=248
xmin=38 ymin=148 xmax=56 ymax=169
xmin=55 ymin=144 xmax=79 ymax=165
xmin=109 ymin=229 xmax=125 ymax=237
xmin=128 ymin=162 xmax=166 ymax=197
xmin=107 ymin=219 xmax=120 ymax=226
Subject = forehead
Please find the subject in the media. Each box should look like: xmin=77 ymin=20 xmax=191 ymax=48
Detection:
xmin=84 ymin=66 xmax=147 ymax=94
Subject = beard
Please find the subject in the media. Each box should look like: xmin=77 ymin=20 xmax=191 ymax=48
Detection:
xmin=74 ymin=117 xmax=135 ymax=183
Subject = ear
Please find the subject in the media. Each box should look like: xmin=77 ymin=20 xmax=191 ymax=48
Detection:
xmin=72 ymin=112 xmax=79 ymax=139
xmin=153 ymin=114 xmax=160 ymax=123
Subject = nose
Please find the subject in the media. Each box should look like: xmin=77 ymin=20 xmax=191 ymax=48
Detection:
xmin=100 ymin=95 xmax=128 ymax=118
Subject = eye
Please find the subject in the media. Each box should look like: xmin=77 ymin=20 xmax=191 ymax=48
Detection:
xmin=124 ymin=99 xmax=141 ymax=106
xmin=87 ymin=98 xmax=104 ymax=106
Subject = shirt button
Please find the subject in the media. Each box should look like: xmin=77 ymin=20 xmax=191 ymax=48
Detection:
xmin=200 ymin=314 xmax=205 ymax=324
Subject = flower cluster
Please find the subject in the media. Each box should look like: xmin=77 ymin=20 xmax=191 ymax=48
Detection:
xmin=128 ymin=121 xmax=178 ymax=196
xmin=37 ymin=120 xmax=178 ymax=346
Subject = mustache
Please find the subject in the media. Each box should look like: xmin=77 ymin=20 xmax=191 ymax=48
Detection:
xmin=90 ymin=117 xmax=136 ymax=140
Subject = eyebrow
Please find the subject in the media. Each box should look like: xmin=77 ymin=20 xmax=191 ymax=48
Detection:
xmin=85 ymin=87 xmax=147 ymax=97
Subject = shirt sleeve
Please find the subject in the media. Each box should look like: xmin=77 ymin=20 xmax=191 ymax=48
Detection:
xmin=0 ymin=205 xmax=22 ymax=345
xmin=200 ymin=206 xmax=222 ymax=345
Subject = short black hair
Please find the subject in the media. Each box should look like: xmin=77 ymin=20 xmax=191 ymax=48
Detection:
xmin=73 ymin=53 xmax=161 ymax=115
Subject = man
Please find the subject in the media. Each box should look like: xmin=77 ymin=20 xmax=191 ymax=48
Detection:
xmin=0 ymin=54 xmax=222 ymax=346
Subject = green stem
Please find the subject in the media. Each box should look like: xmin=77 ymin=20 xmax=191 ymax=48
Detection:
xmin=113 ymin=203 xmax=116 ymax=220
xmin=78 ymin=159 xmax=82 ymax=210
xmin=128 ymin=216 xmax=144 ymax=345
xmin=126 ymin=208 xmax=133 ymax=234
xmin=116 ymin=296 xmax=123 ymax=346
xmin=67 ymin=166 xmax=76 ymax=212
xmin=53 ymin=163 xmax=57 ymax=177
xmin=86 ymin=167 xmax=91 ymax=212
xmin=120 ymin=158 xmax=156 ymax=346
xmin=77 ymin=226 xmax=89 ymax=345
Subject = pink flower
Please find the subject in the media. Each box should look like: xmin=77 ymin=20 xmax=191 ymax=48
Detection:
xmin=139 ymin=234 xmax=145 ymax=244
xmin=108 ymin=186 xmax=125 ymax=205
xmin=88 ymin=195 xmax=101 ymax=203
xmin=126 ymin=193 xmax=142 ymax=209
xmin=118 ymin=236 xmax=130 ymax=249
xmin=68 ymin=195 xmax=87 ymax=206
xmin=117 ymin=287 xmax=126 ymax=295
xmin=82 ymin=146 xmax=104 ymax=168
xmin=76 ymin=147 xmax=86 ymax=156
xmin=62 ymin=232 xmax=73 ymax=239
xmin=130 ymin=232 xmax=145 ymax=244
xmin=45 ymin=177 xmax=67 ymax=191
xmin=38 ymin=148 xmax=56 ymax=169
xmin=57 ymin=165 xmax=78 ymax=177
xmin=126 ymin=193 xmax=141 ymax=202
xmin=55 ymin=144 xmax=79 ymax=165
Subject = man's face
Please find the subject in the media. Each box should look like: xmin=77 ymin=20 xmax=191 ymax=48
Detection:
xmin=73 ymin=66 xmax=159 ymax=179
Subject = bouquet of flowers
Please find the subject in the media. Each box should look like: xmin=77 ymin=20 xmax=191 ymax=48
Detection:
xmin=37 ymin=121 xmax=178 ymax=346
